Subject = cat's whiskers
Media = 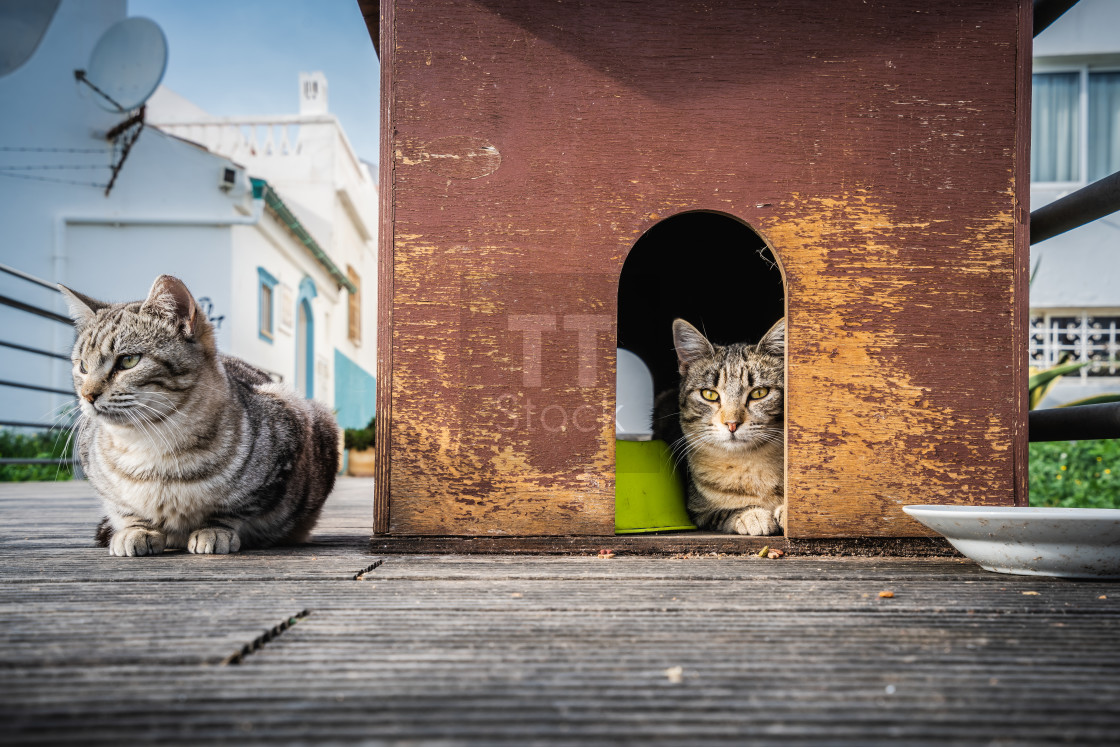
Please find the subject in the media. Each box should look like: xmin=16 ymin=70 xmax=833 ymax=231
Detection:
xmin=129 ymin=398 xmax=167 ymax=425
xmin=39 ymin=398 xmax=79 ymax=437
xmin=57 ymin=423 xmax=80 ymax=479
xmin=118 ymin=408 xmax=154 ymax=455
xmin=132 ymin=391 xmax=181 ymax=423
xmin=39 ymin=398 xmax=80 ymax=425
xmin=119 ymin=407 xmax=162 ymax=454
xmin=117 ymin=403 xmax=177 ymax=460
xmin=126 ymin=410 xmax=188 ymax=481
xmin=666 ymin=436 xmax=693 ymax=471
xmin=669 ymin=430 xmax=719 ymax=471
xmin=666 ymin=435 xmax=696 ymax=470
xmin=148 ymin=379 xmax=236 ymax=424
xmin=48 ymin=403 xmax=82 ymax=480
xmin=129 ymin=402 xmax=183 ymax=457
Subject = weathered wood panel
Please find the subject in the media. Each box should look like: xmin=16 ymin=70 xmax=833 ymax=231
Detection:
xmin=375 ymin=0 xmax=1029 ymax=536
xmin=374 ymin=0 xmax=395 ymax=535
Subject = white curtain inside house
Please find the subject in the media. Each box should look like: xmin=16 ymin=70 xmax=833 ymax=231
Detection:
xmin=1089 ymin=72 xmax=1120 ymax=183
xmin=1033 ymin=72 xmax=1080 ymax=183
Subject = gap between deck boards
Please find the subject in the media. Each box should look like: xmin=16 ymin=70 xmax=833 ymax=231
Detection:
xmin=368 ymin=533 xmax=958 ymax=557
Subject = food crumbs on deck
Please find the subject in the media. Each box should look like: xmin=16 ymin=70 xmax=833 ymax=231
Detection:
xmin=1099 ymin=595 xmax=1108 ymax=600
xmin=510 ymin=593 xmax=523 ymax=598
xmin=1022 ymin=591 xmax=1041 ymax=596
xmin=766 ymin=549 xmax=785 ymax=559
xmin=757 ymin=545 xmax=770 ymax=558
xmin=879 ymin=591 xmax=895 ymax=598
xmin=664 ymin=666 xmax=684 ymax=684
xmin=597 ymin=549 xmax=615 ymax=559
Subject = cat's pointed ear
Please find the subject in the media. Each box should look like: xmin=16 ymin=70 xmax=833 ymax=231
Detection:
xmin=758 ymin=317 xmax=785 ymax=356
xmin=673 ymin=318 xmax=715 ymax=376
xmin=141 ymin=275 xmax=199 ymax=337
xmin=57 ymin=284 xmax=108 ymax=328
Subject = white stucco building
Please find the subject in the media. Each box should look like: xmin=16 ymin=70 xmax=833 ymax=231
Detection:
xmin=0 ymin=0 xmax=377 ymax=434
xmin=147 ymin=72 xmax=379 ymax=430
xmin=1030 ymin=0 xmax=1120 ymax=407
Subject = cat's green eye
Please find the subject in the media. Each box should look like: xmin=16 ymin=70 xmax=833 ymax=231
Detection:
xmin=117 ymin=354 xmax=141 ymax=370
xmin=750 ymin=387 xmax=770 ymax=400
xmin=700 ymin=389 xmax=720 ymax=402
xmin=78 ymin=361 xmax=87 ymax=374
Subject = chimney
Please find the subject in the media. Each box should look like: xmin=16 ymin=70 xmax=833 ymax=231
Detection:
xmin=299 ymin=72 xmax=328 ymax=115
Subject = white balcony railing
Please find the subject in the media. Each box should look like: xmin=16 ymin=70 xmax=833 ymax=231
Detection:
xmin=1031 ymin=311 xmax=1120 ymax=379
xmin=151 ymin=114 xmax=371 ymax=186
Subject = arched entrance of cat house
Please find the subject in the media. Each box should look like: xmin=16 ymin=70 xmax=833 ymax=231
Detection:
xmin=615 ymin=211 xmax=785 ymax=536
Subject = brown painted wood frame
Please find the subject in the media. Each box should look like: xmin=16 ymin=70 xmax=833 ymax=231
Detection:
xmin=368 ymin=0 xmax=1031 ymax=540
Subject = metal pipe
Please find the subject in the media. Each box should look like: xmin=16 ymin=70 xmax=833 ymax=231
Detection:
xmin=0 ymin=293 xmax=71 ymax=324
xmin=0 ymin=379 xmax=76 ymax=397
xmin=0 ymin=420 xmax=73 ymax=430
xmin=0 ymin=340 xmax=70 ymax=361
xmin=1030 ymin=170 xmax=1120 ymax=245
xmin=1029 ymin=403 xmax=1120 ymax=442
xmin=1034 ymin=0 xmax=1081 ymax=37
xmin=0 ymin=261 xmax=58 ymax=291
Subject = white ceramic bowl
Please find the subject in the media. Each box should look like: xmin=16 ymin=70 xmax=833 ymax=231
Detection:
xmin=903 ymin=505 xmax=1120 ymax=579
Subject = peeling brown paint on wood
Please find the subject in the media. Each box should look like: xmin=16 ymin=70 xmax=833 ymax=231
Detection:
xmin=372 ymin=0 xmax=1029 ymax=538
xmin=397 ymin=136 xmax=502 ymax=179
xmin=762 ymin=192 xmax=1019 ymax=537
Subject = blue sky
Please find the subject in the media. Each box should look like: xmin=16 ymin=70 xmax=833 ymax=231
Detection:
xmin=129 ymin=0 xmax=381 ymax=165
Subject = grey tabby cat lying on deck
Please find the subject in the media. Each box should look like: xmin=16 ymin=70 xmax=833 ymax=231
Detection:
xmin=60 ymin=275 xmax=339 ymax=556
xmin=671 ymin=318 xmax=786 ymax=535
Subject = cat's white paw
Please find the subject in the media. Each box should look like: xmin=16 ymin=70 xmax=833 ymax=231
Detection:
xmin=110 ymin=527 xmax=166 ymax=557
xmin=731 ymin=507 xmax=780 ymax=536
xmin=188 ymin=527 xmax=241 ymax=554
xmin=773 ymin=504 xmax=787 ymax=531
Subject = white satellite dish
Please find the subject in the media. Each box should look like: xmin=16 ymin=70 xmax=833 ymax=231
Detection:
xmin=85 ymin=17 xmax=168 ymax=112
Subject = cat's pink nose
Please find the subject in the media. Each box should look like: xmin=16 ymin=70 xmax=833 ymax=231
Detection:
xmin=726 ymin=421 xmax=739 ymax=433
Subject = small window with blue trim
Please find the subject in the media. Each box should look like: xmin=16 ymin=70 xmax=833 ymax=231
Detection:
xmin=258 ymin=267 xmax=278 ymax=342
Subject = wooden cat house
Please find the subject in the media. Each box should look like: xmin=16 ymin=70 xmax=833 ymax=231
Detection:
xmin=365 ymin=0 xmax=1030 ymax=545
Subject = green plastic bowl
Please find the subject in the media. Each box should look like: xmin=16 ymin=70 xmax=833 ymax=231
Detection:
xmin=615 ymin=439 xmax=697 ymax=534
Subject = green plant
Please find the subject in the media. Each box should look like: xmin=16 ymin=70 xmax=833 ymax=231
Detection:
xmin=1029 ymin=439 xmax=1120 ymax=509
xmin=344 ymin=417 xmax=376 ymax=452
xmin=1029 ymin=355 xmax=1120 ymax=409
xmin=1028 ymin=359 xmax=1120 ymax=507
xmin=1028 ymin=355 xmax=1087 ymax=409
xmin=0 ymin=428 xmax=75 ymax=482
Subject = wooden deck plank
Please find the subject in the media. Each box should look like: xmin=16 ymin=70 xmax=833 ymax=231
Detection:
xmin=0 ymin=477 xmax=374 ymax=545
xmin=2 ymin=479 xmax=1119 ymax=744
xmin=4 ymin=570 xmax=1114 ymax=611
xmin=0 ymin=546 xmax=381 ymax=582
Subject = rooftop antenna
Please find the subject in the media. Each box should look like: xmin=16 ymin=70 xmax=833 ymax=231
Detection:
xmin=73 ymin=17 xmax=168 ymax=195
